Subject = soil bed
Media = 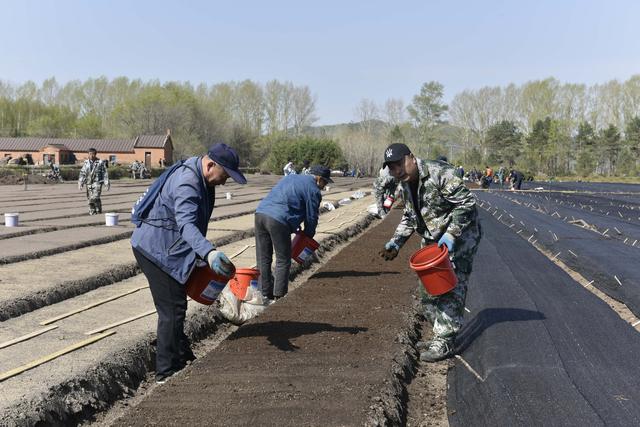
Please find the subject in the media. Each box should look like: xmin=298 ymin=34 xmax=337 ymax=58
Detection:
xmin=113 ymin=210 xmax=429 ymax=426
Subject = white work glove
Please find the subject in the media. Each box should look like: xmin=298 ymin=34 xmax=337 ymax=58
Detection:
xmin=207 ymin=250 xmax=235 ymax=278
xmin=78 ymin=182 xmax=83 ymax=190
xmin=105 ymin=181 xmax=111 ymax=191
xmin=437 ymin=232 xmax=455 ymax=252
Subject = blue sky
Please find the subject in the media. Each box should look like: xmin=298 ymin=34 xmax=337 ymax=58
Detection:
xmin=1 ymin=0 xmax=639 ymax=124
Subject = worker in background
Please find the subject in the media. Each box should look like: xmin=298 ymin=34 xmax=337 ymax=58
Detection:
xmin=379 ymin=143 xmax=482 ymax=362
xmin=301 ymin=159 xmax=311 ymax=175
xmin=254 ymin=165 xmax=332 ymax=300
xmin=78 ymin=148 xmax=110 ymax=215
xmin=130 ymin=143 xmax=246 ymax=384
xmin=372 ymin=165 xmax=400 ymax=219
xmin=131 ymin=160 xmax=141 ymax=179
xmin=508 ymin=169 xmax=524 ymax=190
xmin=496 ymin=165 xmax=506 ymax=188
xmin=283 ymin=158 xmax=296 ymax=176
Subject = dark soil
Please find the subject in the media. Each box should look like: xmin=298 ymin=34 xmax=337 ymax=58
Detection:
xmin=112 ymin=210 xmax=447 ymax=426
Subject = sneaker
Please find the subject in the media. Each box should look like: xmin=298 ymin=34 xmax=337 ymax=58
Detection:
xmin=156 ymin=372 xmax=174 ymax=384
xmin=419 ymin=338 xmax=454 ymax=362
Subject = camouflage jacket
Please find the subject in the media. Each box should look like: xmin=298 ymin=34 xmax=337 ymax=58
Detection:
xmin=372 ymin=168 xmax=400 ymax=213
xmin=78 ymin=159 xmax=109 ymax=185
xmin=391 ymin=158 xmax=478 ymax=248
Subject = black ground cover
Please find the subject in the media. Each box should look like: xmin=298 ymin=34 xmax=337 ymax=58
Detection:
xmin=448 ymin=210 xmax=640 ymax=425
xmin=484 ymin=190 xmax=640 ymax=243
xmin=474 ymin=190 xmax=640 ymax=316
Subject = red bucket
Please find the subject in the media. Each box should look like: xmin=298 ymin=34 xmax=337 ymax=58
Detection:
xmin=186 ymin=263 xmax=235 ymax=305
xmin=409 ymin=244 xmax=458 ymax=295
xmin=228 ymin=268 xmax=260 ymax=300
xmin=291 ymin=232 xmax=320 ymax=264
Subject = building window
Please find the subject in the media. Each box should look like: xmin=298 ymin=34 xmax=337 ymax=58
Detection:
xmin=109 ymin=155 xmax=117 ymax=165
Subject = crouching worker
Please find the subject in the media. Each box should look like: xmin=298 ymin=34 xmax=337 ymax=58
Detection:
xmin=379 ymin=143 xmax=481 ymax=362
xmin=255 ymin=165 xmax=332 ymax=300
xmin=130 ymin=143 xmax=247 ymax=383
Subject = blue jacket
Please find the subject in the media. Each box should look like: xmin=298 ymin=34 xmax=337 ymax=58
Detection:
xmin=131 ymin=157 xmax=215 ymax=284
xmin=256 ymin=174 xmax=321 ymax=237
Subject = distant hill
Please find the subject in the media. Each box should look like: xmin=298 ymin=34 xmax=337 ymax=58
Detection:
xmin=302 ymin=119 xmax=390 ymax=138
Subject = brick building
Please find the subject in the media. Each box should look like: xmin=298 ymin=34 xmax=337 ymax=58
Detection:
xmin=0 ymin=132 xmax=173 ymax=167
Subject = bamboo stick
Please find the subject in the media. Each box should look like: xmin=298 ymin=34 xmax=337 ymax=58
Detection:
xmin=0 ymin=325 xmax=58 ymax=350
xmin=0 ymin=331 xmax=115 ymax=382
xmin=39 ymin=286 xmax=148 ymax=326
xmin=84 ymin=309 xmax=156 ymax=335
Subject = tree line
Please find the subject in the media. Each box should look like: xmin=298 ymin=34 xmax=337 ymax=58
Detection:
xmin=2 ymin=75 xmax=639 ymax=177
xmin=0 ymin=77 xmax=320 ymax=169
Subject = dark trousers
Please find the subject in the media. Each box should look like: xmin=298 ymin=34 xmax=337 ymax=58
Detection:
xmin=255 ymin=213 xmax=292 ymax=299
xmin=132 ymin=248 xmax=194 ymax=379
xmin=514 ymin=179 xmax=523 ymax=190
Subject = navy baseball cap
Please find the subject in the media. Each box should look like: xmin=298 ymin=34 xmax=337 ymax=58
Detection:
xmin=207 ymin=143 xmax=247 ymax=184
xmin=383 ymin=143 xmax=412 ymax=167
xmin=308 ymin=165 xmax=334 ymax=183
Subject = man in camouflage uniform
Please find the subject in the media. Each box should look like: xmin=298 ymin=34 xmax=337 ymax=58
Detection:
xmin=372 ymin=166 xmax=401 ymax=219
xmin=379 ymin=143 xmax=482 ymax=362
xmin=78 ymin=148 xmax=110 ymax=215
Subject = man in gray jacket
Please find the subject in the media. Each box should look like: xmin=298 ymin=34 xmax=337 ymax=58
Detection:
xmin=131 ymin=143 xmax=246 ymax=383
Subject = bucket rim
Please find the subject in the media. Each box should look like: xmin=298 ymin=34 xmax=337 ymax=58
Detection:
xmin=409 ymin=243 xmax=449 ymax=271
xmin=235 ymin=267 xmax=260 ymax=275
xmin=5 ymin=213 xmax=19 ymax=216
xmin=294 ymin=231 xmax=320 ymax=248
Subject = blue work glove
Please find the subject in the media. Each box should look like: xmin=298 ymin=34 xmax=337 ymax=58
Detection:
xmin=437 ymin=232 xmax=455 ymax=252
xmin=207 ymin=250 xmax=235 ymax=278
xmin=379 ymin=241 xmax=399 ymax=261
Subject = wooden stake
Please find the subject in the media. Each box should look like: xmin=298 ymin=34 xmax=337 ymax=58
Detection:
xmin=0 ymin=331 xmax=116 ymax=382
xmin=0 ymin=325 xmax=59 ymax=349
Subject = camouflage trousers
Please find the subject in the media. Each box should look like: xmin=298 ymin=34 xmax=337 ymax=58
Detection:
xmin=419 ymin=219 xmax=482 ymax=340
xmin=419 ymin=271 xmax=469 ymax=340
xmin=86 ymin=183 xmax=103 ymax=215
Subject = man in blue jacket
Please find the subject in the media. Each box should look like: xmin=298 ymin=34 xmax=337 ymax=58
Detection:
xmin=255 ymin=165 xmax=332 ymax=300
xmin=131 ymin=143 xmax=246 ymax=383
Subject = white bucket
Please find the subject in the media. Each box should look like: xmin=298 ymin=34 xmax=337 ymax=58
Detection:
xmin=4 ymin=213 xmax=19 ymax=227
xmin=105 ymin=213 xmax=119 ymax=226
xmin=225 ymin=192 xmax=232 ymax=200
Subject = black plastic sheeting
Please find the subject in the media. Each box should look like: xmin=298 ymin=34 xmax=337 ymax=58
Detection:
xmin=448 ymin=210 xmax=640 ymax=426
xmin=474 ymin=190 xmax=640 ymax=317
xmin=489 ymin=179 xmax=640 ymax=194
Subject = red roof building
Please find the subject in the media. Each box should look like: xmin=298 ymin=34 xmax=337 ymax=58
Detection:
xmin=0 ymin=131 xmax=173 ymax=167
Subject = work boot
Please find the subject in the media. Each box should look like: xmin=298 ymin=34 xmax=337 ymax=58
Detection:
xmin=419 ymin=337 xmax=454 ymax=362
xmin=416 ymin=340 xmax=432 ymax=350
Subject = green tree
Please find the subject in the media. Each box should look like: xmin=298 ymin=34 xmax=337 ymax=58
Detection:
xmin=407 ymin=81 xmax=448 ymax=148
xmin=575 ymin=122 xmax=596 ymax=176
xmin=523 ymin=118 xmax=551 ymax=174
xmin=484 ymin=120 xmax=522 ymax=166
xmin=264 ymin=136 xmax=343 ymax=173
xmin=388 ymin=125 xmax=405 ymax=143
xmin=596 ymin=124 xmax=622 ymax=176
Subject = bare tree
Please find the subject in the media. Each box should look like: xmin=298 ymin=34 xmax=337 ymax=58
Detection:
xmin=291 ymin=85 xmax=318 ymax=135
